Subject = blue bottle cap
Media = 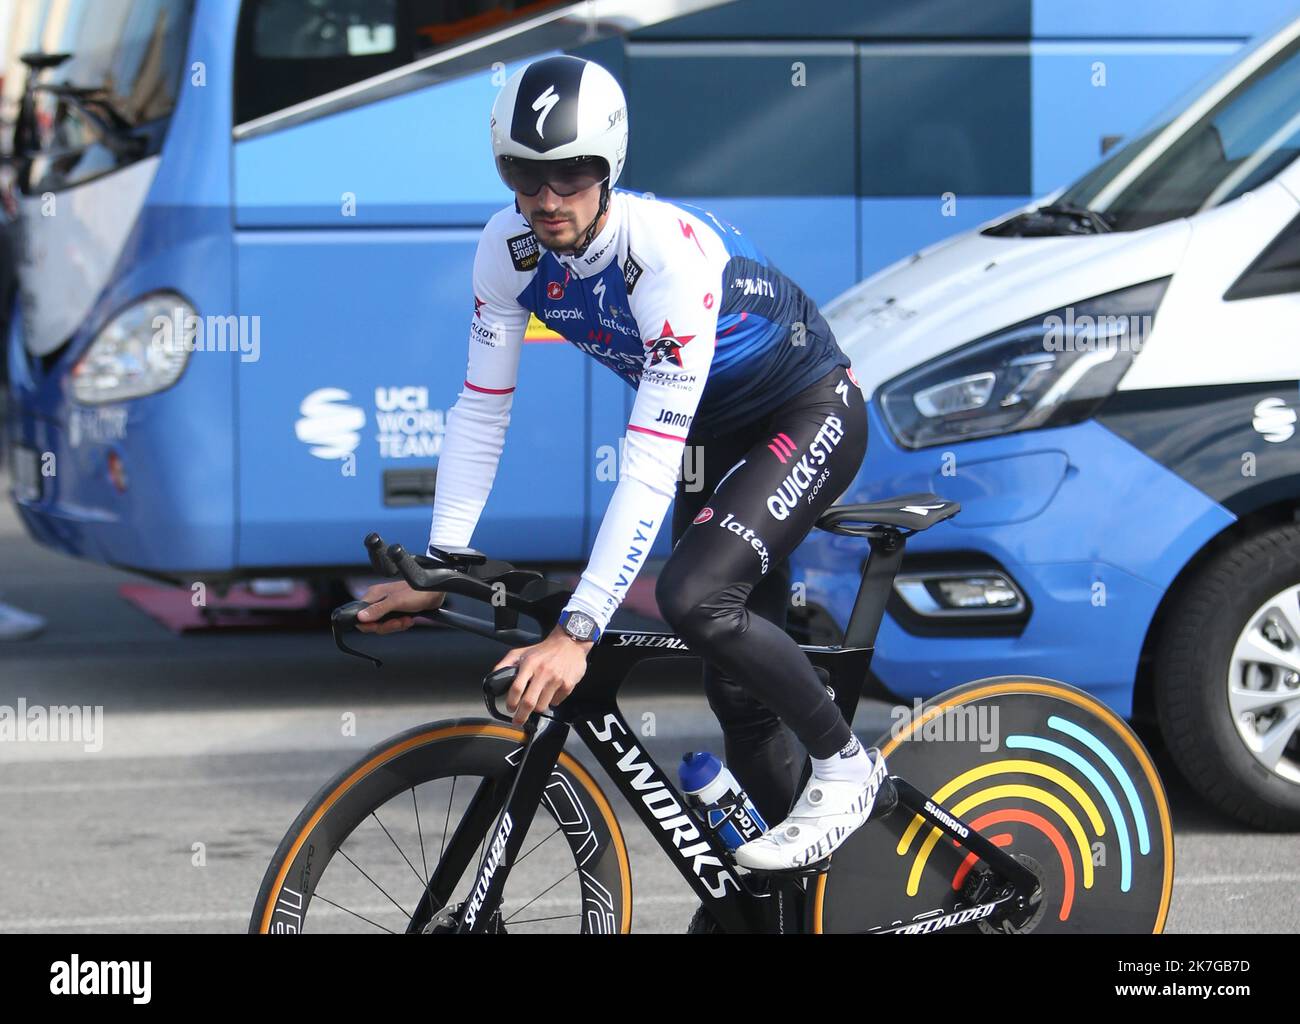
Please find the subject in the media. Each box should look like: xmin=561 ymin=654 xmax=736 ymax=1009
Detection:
xmin=677 ymin=750 xmax=722 ymax=794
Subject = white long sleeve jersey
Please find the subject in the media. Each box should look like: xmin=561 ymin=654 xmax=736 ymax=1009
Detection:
xmin=429 ymin=187 xmax=847 ymax=633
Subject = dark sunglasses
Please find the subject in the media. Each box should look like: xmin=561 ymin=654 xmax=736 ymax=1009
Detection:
xmin=497 ymin=155 xmax=609 ymax=197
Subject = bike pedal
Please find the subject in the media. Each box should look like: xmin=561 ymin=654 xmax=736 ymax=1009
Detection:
xmin=869 ymin=776 xmax=900 ymax=820
xmin=741 ymin=857 xmax=833 ymax=880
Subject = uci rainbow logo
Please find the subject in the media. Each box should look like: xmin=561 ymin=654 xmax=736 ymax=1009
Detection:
xmin=895 ymin=714 xmax=1155 ymax=922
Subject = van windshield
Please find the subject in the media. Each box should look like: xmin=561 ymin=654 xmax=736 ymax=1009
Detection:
xmin=1060 ymin=32 xmax=1300 ymax=232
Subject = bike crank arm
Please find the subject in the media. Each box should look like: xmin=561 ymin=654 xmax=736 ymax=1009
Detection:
xmin=889 ymin=777 xmax=1041 ymax=901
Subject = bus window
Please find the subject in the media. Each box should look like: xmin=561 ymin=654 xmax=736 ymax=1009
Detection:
xmin=236 ymin=0 xmax=568 ymax=125
xmin=18 ymin=0 xmax=193 ymax=194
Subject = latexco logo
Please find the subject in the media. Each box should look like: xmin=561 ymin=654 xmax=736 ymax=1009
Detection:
xmin=1253 ymin=397 xmax=1297 ymax=443
xmin=294 ymin=388 xmax=365 ymax=460
xmin=50 ymin=956 xmax=151 ymax=1004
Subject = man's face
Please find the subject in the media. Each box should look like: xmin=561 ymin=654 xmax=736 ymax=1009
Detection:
xmin=517 ymin=180 xmax=604 ymax=253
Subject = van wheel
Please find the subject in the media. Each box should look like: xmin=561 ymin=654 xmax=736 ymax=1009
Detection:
xmin=1155 ymin=523 xmax=1300 ymax=830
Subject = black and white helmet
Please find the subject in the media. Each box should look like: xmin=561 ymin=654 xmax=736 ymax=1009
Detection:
xmin=490 ymin=55 xmax=629 ymax=189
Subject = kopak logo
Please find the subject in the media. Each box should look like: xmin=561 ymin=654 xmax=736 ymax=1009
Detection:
xmin=644 ymin=320 xmax=695 ymax=368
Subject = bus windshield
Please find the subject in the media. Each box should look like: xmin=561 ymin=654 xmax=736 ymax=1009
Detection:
xmin=18 ymin=0 xmax=193 ymax=191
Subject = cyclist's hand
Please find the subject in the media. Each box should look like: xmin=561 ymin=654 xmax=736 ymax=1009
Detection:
xmin=355 ymin=581 xmax=445 ymax=634
xmin=496 ymin=627 xmax=593 ymax=725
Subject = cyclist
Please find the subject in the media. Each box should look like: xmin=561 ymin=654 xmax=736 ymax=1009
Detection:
xmin=357 ymin=55 xmax=884 ymax=871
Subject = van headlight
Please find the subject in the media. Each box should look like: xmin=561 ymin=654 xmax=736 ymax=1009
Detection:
xmin=879 ymin=279 xmax=1169 ymax=448
xmin=71 ymin=294 xmax=195 ymax=404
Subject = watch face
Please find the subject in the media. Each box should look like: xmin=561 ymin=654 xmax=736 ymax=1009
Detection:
xmin=565 ymin=612 xmax=595 ymax=640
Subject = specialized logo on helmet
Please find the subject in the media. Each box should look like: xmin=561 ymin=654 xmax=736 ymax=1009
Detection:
xmin=644 ymin=320 xmax=695 ymax=368
xmin=532 ymin=85 xmax=560 ymax=139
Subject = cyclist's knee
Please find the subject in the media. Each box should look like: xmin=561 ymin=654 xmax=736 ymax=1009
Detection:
xmin=657 ymin=578 xmax=749 ymax=649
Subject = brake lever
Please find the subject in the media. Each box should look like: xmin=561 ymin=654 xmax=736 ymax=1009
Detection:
xmin=332 ymin=600 xmax=385 ymax=668
xmin=482 ymin=664 xmax=555 ymax=725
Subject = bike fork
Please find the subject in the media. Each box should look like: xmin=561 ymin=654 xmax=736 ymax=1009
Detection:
xmin=449 ymin=717 xmax=571 ymax=934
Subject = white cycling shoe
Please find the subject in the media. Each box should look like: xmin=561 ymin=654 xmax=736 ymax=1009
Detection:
xmin=733 ymin=746 xmax=889 ymax=871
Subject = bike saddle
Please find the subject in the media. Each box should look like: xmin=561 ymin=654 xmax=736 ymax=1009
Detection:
xmin=817 ymin=493 xmax=960 ymax=535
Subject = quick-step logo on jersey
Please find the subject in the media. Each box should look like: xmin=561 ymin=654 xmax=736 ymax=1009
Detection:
xmin=766 ymin=414 xmax=846 ymax=521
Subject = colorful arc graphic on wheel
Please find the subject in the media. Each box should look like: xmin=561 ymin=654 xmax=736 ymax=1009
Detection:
xmin=894 ymin=715 xmax=1154 ymax=922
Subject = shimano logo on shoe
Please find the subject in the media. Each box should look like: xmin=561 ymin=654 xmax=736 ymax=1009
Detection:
xmin=923 ymin=799 xmax=969 ymax=839
xmin=463 ymin=813 xmax=513 ymax=928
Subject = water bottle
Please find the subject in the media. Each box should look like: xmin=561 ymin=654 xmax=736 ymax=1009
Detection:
xmin=678 ymin=751 xmax=768 ymax=851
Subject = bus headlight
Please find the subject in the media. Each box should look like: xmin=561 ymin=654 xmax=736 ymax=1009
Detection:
xmin=71 ymin=294 xmax=195 ymax=404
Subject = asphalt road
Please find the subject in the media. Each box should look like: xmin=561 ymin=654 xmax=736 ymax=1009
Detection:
xmin=0 ymin=468 xmax=1297 ymax=934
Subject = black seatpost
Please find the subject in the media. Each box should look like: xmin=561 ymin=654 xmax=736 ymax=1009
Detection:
xmin=842 ymin=528 xmax=906 ymax=649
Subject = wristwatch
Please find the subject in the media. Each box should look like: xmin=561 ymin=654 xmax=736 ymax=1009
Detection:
xmin=558 ymin=609 xmax=601 ymax=645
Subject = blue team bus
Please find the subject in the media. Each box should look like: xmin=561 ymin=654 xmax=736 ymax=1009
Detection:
xmin=6 ymin=0 xmax=1290 ymax=586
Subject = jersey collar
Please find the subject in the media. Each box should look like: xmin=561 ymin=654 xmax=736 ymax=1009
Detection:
xmin=551 ymin=190 xmax=623 ymax=279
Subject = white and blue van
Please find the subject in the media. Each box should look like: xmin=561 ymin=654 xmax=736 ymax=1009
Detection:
xmin=797 ymin=13 xmax=1300 ymax=828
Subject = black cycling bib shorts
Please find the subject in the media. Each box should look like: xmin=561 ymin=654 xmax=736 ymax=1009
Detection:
xmin=656 ymin=364 xmax=869 ymax=824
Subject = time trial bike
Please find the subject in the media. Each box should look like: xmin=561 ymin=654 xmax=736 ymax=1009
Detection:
xmin=249 ymin=493 xmax=1174 ymax=934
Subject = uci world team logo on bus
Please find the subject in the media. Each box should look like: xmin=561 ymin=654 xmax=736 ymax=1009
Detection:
xmin=295 ymin=388 xmax=365 ymax=460
xmin=294 ymin=387 xmax=447 ymax=461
